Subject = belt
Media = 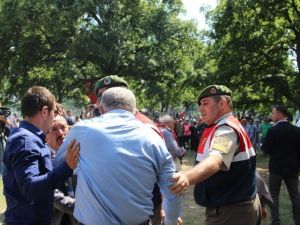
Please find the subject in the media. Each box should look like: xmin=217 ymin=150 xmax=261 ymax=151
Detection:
xmin=233 ymin=195 xmax=257 ymax=205
xmin=207 ymin=195 xmax=258 ymax=215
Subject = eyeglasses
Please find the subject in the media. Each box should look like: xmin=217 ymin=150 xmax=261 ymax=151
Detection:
xmin=47 ymin=106 xmax=58 ymax=116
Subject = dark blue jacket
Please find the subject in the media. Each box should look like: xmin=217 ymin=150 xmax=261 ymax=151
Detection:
xmin=2 ymin=121 xmax=73 ymax=225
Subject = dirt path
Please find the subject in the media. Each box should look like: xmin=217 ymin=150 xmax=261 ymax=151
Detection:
xmin=180 ymin=151 xmax=205 ymax=225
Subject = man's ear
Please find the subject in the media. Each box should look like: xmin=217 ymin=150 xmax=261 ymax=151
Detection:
xmin=218 ymin=97 xmax=225 ymax=108
xmin=40 ymin=106 xmax=49 ymax=118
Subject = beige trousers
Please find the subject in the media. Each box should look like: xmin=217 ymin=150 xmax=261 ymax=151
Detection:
xmin=205 ymin=194 xmax=262 ymax=225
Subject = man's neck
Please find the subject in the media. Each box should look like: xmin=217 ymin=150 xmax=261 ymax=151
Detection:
xmin=215 ymin=111 xmax=232 ymax=124
xmin=275 ymin=118 xmax=288 ymax=124
xmin=24 ymin=117 xmax=44 ymax=133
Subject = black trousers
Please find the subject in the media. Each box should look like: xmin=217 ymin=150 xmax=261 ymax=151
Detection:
xmin=269 ymin=172 xmax=300 ymax=225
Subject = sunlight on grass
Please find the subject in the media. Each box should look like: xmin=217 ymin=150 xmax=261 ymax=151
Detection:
xmin=0 ymin=180 xmax=5 ymax=224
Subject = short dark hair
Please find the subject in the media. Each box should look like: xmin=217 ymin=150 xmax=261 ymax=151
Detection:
xmin=21 ymin=86 xmax=56 ymax=117
xmin=274 ymin=104 xmax=288 ymax=117
xmin=212 ymin=95 xmax=233 ymax=109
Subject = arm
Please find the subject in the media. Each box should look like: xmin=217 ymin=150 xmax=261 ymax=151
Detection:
xmin=163 ymin=130 xmax=185 ymax=158
xmin=53 ymin=188 xmax=75 ymax=215
xmin=170 ymin=125 xmax=238 ymax=195
xmin=155 ymin=139 xmax=182 ymax=225
xmin=170 ymin=155 xmax=223 ymax=195
xmin=11 ymin=137 xmax=78 ymax=201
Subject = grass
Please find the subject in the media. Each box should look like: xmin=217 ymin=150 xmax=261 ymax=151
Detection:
xmin=0 ymin=152 xmax=297 ymax=225
xmin=255 ymin=153 xmax=294 ymax=225
xmin=0 ymin=181 xmax=5 ymax=225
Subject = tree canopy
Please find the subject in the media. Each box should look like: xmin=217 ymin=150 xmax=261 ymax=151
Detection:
xmin=1 ymin=0 xmax=300 ymax=115
xmin=207 ymin=0 xmax=300 ymax=112
xmin=0 ymin=0 xmax=204 ymax=112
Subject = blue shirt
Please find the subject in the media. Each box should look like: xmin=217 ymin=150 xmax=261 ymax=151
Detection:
xmin=2 ymin=121 xmax=73 ymax=225
xmin=54 ymin=110 xmax=182 ymax=225
xmin=160 ymin=127 xmax=184 ymax=159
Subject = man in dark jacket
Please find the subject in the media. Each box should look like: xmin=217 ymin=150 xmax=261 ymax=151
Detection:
xmin=3 ymin=86 xmax=79 ymax=225
xmin=262 ymin=104 xmax=300 ymax=225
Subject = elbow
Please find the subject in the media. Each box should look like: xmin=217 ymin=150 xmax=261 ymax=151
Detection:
xmin=210 ymin=155 xmax=223 ymax=172
xmin=22 ymin=177 xmax=50 ymax=201
xmin=22 ymin=181 xmax=38 ymax=201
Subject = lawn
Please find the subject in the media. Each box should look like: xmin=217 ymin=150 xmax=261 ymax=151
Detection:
xmin=0 ymin=181 xmax=5 ymax=225
xmin=0 ymin=152 xmax=297 ymax=225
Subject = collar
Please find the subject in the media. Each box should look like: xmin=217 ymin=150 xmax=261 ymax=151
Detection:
xmin=275 ymin=119 xmax=288 ymax=125
xmin=104 ymin=109 xmax=135 ymax=117
xmin=215 ymin=112 xmax=233 ymax=124
xmin=20 ymin=120 xmax=46 ymax=143
xmin=47 ymin=144 xmax=57 ymax=157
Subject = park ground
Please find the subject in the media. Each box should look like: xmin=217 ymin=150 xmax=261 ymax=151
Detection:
xmin=0 ymin=151 xmax=297 ymax=225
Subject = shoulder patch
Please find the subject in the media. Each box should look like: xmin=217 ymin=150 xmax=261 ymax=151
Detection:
xmin=211 ymin=135 xmax=231 ymax=153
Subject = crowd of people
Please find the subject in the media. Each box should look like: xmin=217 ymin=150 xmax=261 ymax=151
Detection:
xmin=0 ymin=76 xmax=300 ymax=225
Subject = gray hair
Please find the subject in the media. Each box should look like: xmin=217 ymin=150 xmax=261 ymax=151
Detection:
xmin=100 ymin=87 xmax=136 ymax=113
xmin=159 ymin=114 xmax=174 ymax=125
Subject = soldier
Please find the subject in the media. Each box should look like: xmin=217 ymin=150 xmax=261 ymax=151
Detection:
xmin=170 ymin=85 xmax=261 ymax=225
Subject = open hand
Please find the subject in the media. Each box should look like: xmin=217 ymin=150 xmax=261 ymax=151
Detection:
xmin=65 ymin=140 xmax=80 ymax=170
xmin=170 ymin=172 xmax=189 ymax=196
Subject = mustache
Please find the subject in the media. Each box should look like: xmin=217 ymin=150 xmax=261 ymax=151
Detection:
xmin=56 ymin=135 xmax=65 ymax=142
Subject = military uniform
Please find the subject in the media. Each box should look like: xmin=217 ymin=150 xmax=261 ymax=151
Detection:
xmin=194 ymin=85 xmax=261 ymax=225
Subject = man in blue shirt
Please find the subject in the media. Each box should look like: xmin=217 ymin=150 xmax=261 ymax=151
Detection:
xmin=55 ymin=87 xmax=182 ymax=225
xmin=2 ymin=86 xmax=79 ymax=225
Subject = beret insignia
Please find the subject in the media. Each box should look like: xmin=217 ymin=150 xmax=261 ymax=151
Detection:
xmin=104 ymin=78 xmax=111 ymax=85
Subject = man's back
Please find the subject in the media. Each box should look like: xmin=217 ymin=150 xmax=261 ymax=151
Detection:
xmin=262 ymin=121 xmax=300 ymax=175
xmin=59 ymin=110 xmax=181 ymax=225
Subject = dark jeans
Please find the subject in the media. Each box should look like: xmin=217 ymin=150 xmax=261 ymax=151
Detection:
xmin=269 ymin=172 xmax=300 ymax=225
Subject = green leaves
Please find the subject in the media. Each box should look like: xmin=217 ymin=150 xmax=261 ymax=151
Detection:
xmin=207 ymin=0 xmax=300 ymax=112
xmin=0 ymin=0 xmax=206 ymax=112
